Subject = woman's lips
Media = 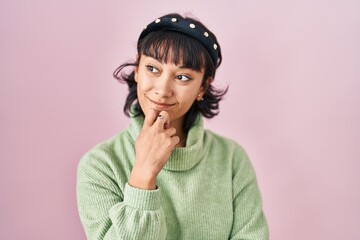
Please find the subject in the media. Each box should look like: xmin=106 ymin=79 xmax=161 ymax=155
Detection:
xmin=148 ymin=98 xmax=176 ymax=110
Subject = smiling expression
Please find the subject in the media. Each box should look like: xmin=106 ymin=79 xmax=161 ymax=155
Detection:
xmin=134 ymin=54 xmax=206 ymax=127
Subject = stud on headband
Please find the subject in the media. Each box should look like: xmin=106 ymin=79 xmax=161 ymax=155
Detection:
xmin=138 ymin=16 xmax=220 ymax=66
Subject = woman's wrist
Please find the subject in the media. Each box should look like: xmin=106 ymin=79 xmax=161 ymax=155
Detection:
xmin=129 ymin=165 xmax=157 ymax=190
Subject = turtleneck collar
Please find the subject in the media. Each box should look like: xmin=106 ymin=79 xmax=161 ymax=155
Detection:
xmin=126 ymin=114 xmax=206 ymax=171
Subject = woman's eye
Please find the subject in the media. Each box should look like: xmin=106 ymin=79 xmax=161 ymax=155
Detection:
xmin=176 ymin=75 xmax=191 ymax=81
xmin=146 ymin=65 xmax=159 ymax=73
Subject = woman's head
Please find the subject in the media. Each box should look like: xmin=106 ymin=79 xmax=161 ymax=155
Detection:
xmin=114 ymin=13 xmax=228 ymax=132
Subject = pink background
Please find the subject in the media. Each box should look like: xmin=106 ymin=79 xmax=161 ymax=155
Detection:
xmin=1 ymin=1 xmax=359 ymax=239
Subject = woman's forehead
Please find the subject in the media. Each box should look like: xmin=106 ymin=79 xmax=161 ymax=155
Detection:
xmin=141 ymin=54 xmax=202 ymax=71
xmin=140 ymin=49 xmax=205 ymax=71
xmin=138 ymin=32 xmax=207 ymax=71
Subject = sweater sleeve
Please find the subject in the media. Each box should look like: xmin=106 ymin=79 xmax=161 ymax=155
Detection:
xmin=229 ymin=147 xmax=269 ymax=240
xmin=76 ymin=149 xmax=167 ymax=240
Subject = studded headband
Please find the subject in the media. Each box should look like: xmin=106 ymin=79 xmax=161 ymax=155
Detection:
xmin=138 ymin=16 xmax=219 ymax=66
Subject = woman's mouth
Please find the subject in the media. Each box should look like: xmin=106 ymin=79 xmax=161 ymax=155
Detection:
xmin=148 ymin=97 xmax=176 ymax=110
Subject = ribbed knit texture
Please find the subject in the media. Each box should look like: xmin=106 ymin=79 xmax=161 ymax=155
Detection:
xmin=77 ymin=115 xmax=269 ymax=240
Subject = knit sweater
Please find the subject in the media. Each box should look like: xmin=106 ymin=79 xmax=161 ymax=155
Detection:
xmin=76 ymin=115 xmax=269 ymax=240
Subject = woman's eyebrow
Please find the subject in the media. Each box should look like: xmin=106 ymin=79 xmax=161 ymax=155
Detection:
xmin=147 ymin=57 xmax=202 ymax=73
xmin=177 ymin=65 xmax=203 ymax=73
xmin=147 ymin=57 xmax=162 ymax=63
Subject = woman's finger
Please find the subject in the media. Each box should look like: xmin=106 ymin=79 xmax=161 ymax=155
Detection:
xmin=165 ymin=127 xmax=176 ymax=137
xmin=171 ymin=135 xmax=180 ymax=146
xmin=143 ymin=108 xmax=159 ymax=128
xmin=155 ymin=111 xmax=170 ymax=129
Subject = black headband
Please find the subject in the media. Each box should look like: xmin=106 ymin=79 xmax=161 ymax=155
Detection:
xmin=138 ymin=17 xmax=219 ymax=65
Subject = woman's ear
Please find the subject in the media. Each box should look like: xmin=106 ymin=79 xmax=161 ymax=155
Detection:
xmin=134 ymin=54 xmax=140 ymax=83
xmin=134 ymin=66 xmax=138 ymax=83
xmin=198 ymin=77 xmax=213 ymax=100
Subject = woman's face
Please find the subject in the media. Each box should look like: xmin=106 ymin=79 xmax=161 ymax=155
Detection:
xmin=134 ymin=54 xmax=205 ymax=127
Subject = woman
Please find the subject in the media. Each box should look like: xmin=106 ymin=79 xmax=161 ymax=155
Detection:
xmin=77 ymin=13 xmax=269 ymax=239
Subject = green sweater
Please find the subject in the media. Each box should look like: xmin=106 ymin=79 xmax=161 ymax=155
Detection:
xmin=77 ymin=115 xmax=269 ymax=240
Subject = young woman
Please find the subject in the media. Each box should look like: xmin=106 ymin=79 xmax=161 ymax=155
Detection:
xmin=77 ymin=13 xmax=269 ymax=239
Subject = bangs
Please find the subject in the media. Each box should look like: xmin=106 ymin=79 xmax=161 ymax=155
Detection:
xmin=137 ymin=31 xmax=208 ymax=71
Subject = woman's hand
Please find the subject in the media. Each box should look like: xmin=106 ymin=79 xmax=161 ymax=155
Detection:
xmin=129 ymin=109 xmax=180 ymax=190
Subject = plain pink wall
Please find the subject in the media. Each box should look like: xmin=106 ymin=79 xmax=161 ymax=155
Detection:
xmin=1 ymin=1 xmax=359 ymax=239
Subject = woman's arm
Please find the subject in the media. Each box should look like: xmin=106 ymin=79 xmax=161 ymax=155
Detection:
xmin=229 ymin=148 xmax=269 ymax=240
xmin=77 ymin=110 xmax=178 ymax=239
xmin=77 ymin=152 xmax=167 ymax=240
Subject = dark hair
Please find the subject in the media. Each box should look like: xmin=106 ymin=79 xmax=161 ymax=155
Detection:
xmin=113 ymin=13 xmax=228 ymax=133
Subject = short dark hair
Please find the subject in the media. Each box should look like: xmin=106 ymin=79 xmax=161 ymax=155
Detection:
xmin=113 ymin=13 xmax=228 ymax=133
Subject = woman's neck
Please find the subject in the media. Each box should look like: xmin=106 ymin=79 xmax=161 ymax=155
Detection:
xmin=170 ymin=117 xmax=187 ymax=148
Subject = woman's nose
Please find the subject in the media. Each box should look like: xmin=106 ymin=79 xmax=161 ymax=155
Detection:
xmin=155 ymin=74 xmax=173 ymax=98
